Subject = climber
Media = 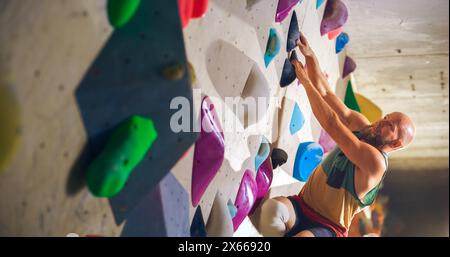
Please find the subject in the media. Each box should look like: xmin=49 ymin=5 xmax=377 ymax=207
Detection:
xmin=258 ymin=32 xmax=415 ymax=237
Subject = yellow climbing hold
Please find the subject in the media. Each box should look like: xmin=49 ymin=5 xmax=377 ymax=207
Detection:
xmin=0 ymin=83 xmax=21 ymax=172
xmin=355 ymin=93 xmax=382 ymax=123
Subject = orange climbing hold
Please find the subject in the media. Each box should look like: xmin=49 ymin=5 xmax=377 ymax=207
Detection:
xmin=328 ymin=26 xmax=343 ymax=40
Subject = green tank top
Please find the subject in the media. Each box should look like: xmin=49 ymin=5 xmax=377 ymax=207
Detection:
xmin=321 ymin=131 xmax=389 ymax=207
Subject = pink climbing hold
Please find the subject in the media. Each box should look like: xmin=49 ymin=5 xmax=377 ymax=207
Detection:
xmin=318 ymin=129 xmax=336 ymax=154
xmin=232 ymin=169 xmax=258 ymax=231
xmin=342 ymin=56 xmax=356 ymax=78
xmin=251 ymin=157 xmax=273 ymax=214
xmin=275 ymin=0 xmax=300 ymax=23
xmin=191 ymin=96 xmax=225 ymax=207
xmin=320 ymin=0 xmax=348 ymax=36
xmin=328 ymin=26 xmax=343 ymax=40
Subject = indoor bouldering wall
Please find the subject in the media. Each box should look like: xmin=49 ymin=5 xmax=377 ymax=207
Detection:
xmin=0 ymin=0 xmax=358 ymax=236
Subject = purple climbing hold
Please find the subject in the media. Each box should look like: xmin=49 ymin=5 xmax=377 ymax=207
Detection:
xmin=232 ymin=169 xmax=258 ymax=231
xmin=342 ymin=56 xmax=356 ymax=78
xmin=251 ymin=157 xmax=273 ymax=214
xmin=320 ymin=0 xmax=348 ymax=36
xmin=191 ymin=96 xmax=225 ymax=207
xmin=275 ymin=0 xmax=301 ymax=23
xmin=318 ymin=129 xmax=336 ymax=154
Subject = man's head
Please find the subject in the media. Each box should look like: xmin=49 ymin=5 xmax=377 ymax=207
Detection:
xmin=360 ymin=112 xmax=416 ymax=153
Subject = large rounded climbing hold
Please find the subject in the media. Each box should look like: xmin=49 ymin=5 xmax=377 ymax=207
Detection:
xmin=264 ymin=28 xmax=281 ymax=67
xmin=0 ymin=84 xmax=21 ymax=172
xmin=344 ymin=80 xmax=361 ymax=112
xmin=316 ymin=0 xmax=325 ymax=9
xmin=320 ymin=0 xmax=348 ymax=36
xmin=191 ymin=0 xmax=209 ymax=18
xmin=289 ymin=102 xmax=305 ymax=135
xmin=86 ymin=115 xmax=158 ymax=197
xmin=355 ymin=93 xmax=382 ymax=123
xmin=287 ymin=11 xmax=300 ymax=52
xmin=335 ymin=32 xmax=349 ymax=54
xmin=328 ymin=26 xmax=343 ymax=40
xmin=318 ymin=129 xmax=336 ymax=154
xmin=191 ymin=96 xmax=225 ymax=207
xmin=342 ymin=56 xmax=356 ymax=78
xmin=255 ymin=136 xmax=270 ymax=172
xmin=275 ymin=0 xmax=300 ymax=23
xmin=232 ymin=169 xmax=257 ymax=231
xmin=107 ymin=0 xmax=142 ymax=28
xmin=293 ymin=142 xmax=324 ymax=182
xmin=280 ymin=51 xmax=298 ymax=87
xmin=271 ymin=148 xmax=288 ymax=169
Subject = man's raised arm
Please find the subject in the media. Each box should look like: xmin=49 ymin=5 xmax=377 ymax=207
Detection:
xmin=297 ymin=33 xmax=370 ymax=131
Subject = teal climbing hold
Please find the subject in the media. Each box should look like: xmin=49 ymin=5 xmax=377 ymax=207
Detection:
xmin=316 ymin=0 xmax=325 ymax=9
xmin=255 ymin=136 xmax=270 ymax=172
xmin=293 ymin=142 xmax=323 ymax=182
xmin=264 ymin=28 xmax=281 ymax=67
xmin=289 ymin=102 xmax=305 ymax=135
xmin=86 ymin=115 xmax=158 ymax=197
xmin=227 ymin=199 xmax=237 ymax=218
xmin=335 ymin=32 xmax=349 ymax=54
xmin=107 ymin=0 xmax=142 ymax=28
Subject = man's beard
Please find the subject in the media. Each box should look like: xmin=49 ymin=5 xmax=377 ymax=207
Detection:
xmin=360 ymin=125 xmax=390 ymax=150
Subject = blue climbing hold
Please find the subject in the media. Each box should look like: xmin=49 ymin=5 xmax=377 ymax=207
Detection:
xmin=335 ymin=32 xmax=349 ymax=54
xmin=289 ymin=102 xmax=305 ymax=135
xmin=293 ymin=142 xmax=324 ymax=182
xmin=190 ymin=206 xmax=207 ymax=237
xmin=280 ymin=51 xmax=298 ymax=87
xmin=227 ymin=199 xmax=238 ymax=218
xmin=255 ymin=136 xmax=271 ymax=172
xmin=316 ymin=0 xmax=325 ymax=9
xmin=264 ymin=28 xmax=281 ymax=67
xmin=287 ymin=11 xmax=300 ymax=52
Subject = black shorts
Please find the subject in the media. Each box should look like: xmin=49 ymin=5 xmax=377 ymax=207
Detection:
xmin=284 ymin=196 xmax=336 ymax=237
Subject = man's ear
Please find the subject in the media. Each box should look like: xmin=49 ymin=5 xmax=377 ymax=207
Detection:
xmin=391 ymin=139 xmax=402 ymax=149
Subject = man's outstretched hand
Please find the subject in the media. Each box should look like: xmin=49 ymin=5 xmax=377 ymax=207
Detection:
xmin=296 ymin=32 xmax=314 ymax=57
xmin=290 ymin=56 xmax=310 ymax=86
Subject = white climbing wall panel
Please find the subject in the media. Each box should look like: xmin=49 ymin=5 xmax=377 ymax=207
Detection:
xmin=0 ymin=0 xmax=344 ymax=236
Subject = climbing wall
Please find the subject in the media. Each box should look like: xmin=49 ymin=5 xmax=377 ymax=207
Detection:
xmin=0 ymin=0 xmax=352 ymax=236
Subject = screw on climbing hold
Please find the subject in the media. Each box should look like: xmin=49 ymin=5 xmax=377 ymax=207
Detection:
xmin=280 ymin=51 xmax=298 ymax=87
xmin=320 ymin=0 xmax=348 ymax=36
xmin=86 ymin=115 xmax=158 ymax=197
xmin=264 ymin=28 xmax=281 ymax=67
xmin=107 ymin=0 xmax=142 ymax=28
xmin=342 ymin=56 xmax=356 ymax=79
xmin=335 ymin=32 xmax=349 ymax=54
xmin=161 ymin=62 xmax=186 ymax=81
xmin=287 ymin=11 xmax=300 ymax=52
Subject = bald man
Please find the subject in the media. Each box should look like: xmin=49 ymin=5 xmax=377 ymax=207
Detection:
xmin=258 ymin=33 xmax=415 ymax=237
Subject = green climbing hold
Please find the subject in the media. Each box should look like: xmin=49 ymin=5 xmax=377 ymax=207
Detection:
xmin=86 ymin=115 xmax=158 ymax=197
xmin=161 ymin=62 xmax=185 ymax=81
xmin=107 ymin=0 xmax=141 ymax=28
xmin=344 ymin=80 xmax=361 ymax=112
